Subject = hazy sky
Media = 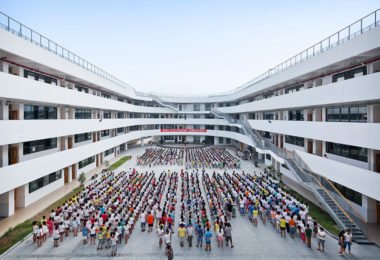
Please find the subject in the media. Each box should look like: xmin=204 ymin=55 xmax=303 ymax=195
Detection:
xmin=1 ymin=1 xmax=379 ymax=94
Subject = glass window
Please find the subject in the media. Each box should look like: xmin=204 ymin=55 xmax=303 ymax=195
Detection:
xmin=75 ymin=109 xmax=92 ymax=119
xmin=29 ymin=171 xmax=62 ymax=193
xmin=101 ymin=130 xmax=110 ymax=137
xmin=285 ymin=135 xmax=304 ymax=147
xmin=78 ymin=156 xmax=95 ymax=169
xmin=341 ymin=107 xmax=349 ymax=122
xmin=74 ymin=133 xmax=91 ymax=143
xmin=24 ymin=105 xmax=57 ymax=120
xmin=23 ymin=138 xmax=57 ymax=155
xmin=326 ymin=142 xmax=367 ymax=162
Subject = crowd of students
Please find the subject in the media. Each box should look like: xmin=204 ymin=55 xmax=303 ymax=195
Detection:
xmin=29 ymin=147 xmax=356 ymax=258
xmin=136 ymin=146 xmax=240 ymax=170
xmin=185 ymin=147 xmax=240 ymax=169
xmin=137 ymin=148 xmax=184 ymax=166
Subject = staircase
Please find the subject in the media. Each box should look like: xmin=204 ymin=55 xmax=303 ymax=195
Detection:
xmin=150 ymin=94 xmax=179 ymax=112
xmin=211 ymin=108 xmax=370 ymax=243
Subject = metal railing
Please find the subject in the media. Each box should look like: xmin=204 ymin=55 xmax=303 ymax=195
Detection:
xmin=0 ymin=11 xmax=135 ymax=92
xmin=291 ymin=151 xmax=368 ymax=239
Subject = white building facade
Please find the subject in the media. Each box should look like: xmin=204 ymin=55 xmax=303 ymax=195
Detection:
xmin=0 ymin=10 xmax=379 ymax=239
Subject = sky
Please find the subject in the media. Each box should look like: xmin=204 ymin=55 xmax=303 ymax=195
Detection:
xmin=0 ymin=1 xmax=379 ymax=94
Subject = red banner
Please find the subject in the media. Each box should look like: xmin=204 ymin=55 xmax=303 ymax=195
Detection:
xmin=160 ymin=129 xmax=207 ymax=133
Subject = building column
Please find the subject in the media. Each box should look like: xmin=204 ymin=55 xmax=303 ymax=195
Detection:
xmin=0 ymin=190 xmax=15 ymax=217
xmin=1 ymin=61 xmax=9 ymax=73
xmin=362 ymin=195 xmax=377 ymax=223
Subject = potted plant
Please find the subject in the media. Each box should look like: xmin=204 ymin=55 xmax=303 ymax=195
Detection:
xmin=78 ymin=172 xmax=86 ymax=186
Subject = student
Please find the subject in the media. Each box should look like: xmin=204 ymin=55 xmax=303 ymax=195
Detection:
xmin=204 ymin=227 xmax=213 ymax=251
xmin=47 ymin=218 xmax=54 ymax=237
xmin=217 ymin=228 xmax=224 ymax=248
xmin=147 ymin=211 xmax=155 ymax=233
xmin=166 ymin=244 xmax=174 ymax=260
xmin=157 ymin=225 xmax=165 ymax=248
xmin=164 ymin=229 xmax=172 ymax=246
xmin=338 ymin=230 xmax=345 ymax=256
xmin=32 ymin=221 xmax=38 ymax=243
xmin=178 ymin=225 xmax=186 ymax=247
xmin=196 ymin=223 xmax=204 ymax=248
xmin=186 ymin=223 xmax=194 ymax=247
xmin=305 ymin=224 xmax=312 ymax=249
xmin=111 ymin=233 xmax=118 ymax=257
xmin=317 ymin=227 xmax=326 ymax=252
xmin=90 ymin=224 xmax=96 ymax=245
xmin=82 ymin=225 xmax=89 ymax=244
xmin=224 ymin=223 xmax=234 ymax=248
xmin=53 ymin=226 xmax=60 ymax=248
xmin=289 ymin=217 xmax=296 ymax=238
xmin=140 ymin=211 xmax=146 ymax=232
xmin=344 ymin=229 xmax=353 ymax=255
xmin=280 ymin=217 xmax=286 ymax=238
xmin=42 ymin=221 xmax=48 ymax=242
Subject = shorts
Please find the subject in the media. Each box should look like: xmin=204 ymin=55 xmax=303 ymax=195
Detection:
xmin=281 ymin=227 xmax=286 ymax=230
xmin=318 ymin=239 xmax=325 ymax=246
xmin=148 ymin=224 xmax=153 ymax=227
xmin=205 ymin=241 xmax=211 ymax=244
xmin=54 ymin=237 xmax=59 ymax=241
xmin=90 ymin=234 xmax=96 ymax=238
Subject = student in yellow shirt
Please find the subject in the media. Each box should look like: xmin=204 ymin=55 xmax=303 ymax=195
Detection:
xmin=280 ymin=217 xmax=287 ymax=238
xmin=178 ymin=225 xmax=186 ymax=247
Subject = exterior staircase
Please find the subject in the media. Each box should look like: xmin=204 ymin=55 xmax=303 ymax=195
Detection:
xmin=150 ymin=94 xmax=179 ymax=112
xmin=213 ymin=108 xmax=370 ymax=243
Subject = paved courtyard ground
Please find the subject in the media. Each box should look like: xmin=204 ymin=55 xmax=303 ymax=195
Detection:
xmin=2 ymin=146 xmax=380 ymax=259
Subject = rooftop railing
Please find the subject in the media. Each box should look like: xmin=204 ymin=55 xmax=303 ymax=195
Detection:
xmin=0 ymin=11 xmax=135 ymax=93
xmin=0 ymin=9 xmax=379 ymax=99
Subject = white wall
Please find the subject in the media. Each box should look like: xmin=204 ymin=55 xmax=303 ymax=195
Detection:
xmin=248 ymin=120 xmax=380 ymax=151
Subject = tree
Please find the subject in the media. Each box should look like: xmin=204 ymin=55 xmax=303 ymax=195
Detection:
xmin=78 ymin=172 xmax=86 ymax=186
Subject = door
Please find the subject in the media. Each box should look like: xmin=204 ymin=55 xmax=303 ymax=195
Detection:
xmin=9 ymin=110 xmax=19 ymax=120
xmin=9 ymin=146 xmax=19 ymax=165
xmin=307 ymin=141 xmax=313 ymax=154
xmin=68 ymin=137 xmax=73 ymax=149
xmin=375 ymin=154 xmax=380 ymax=173
xmin=64 ymin=168 xmax=69 ymax=184
xmin=279 ymin=135 xmax=283 ymax=149
xmin=71 ymin=165 xmax=76 ymax=180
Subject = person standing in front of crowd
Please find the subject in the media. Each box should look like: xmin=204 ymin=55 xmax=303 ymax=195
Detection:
xmin=344 ymin=229 xmax=353 ymax=255
xmin=178 ymin=224 xmax=186 ymax=247
xmin=338 ymin=230 xmax=345 ymax=256
xmin=305 ymin=224 xmax=312 ymax=249
xmin=317 ymin=227 xmax=326 ymax=252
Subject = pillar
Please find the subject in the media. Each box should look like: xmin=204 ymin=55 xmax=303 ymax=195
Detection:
xmin=0 ymin=190 xmax=15 ymax=217
xmin=362 ymin=195 xmax=377 ymax=223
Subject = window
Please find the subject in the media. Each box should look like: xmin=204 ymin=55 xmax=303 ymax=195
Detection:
xmin=24 ymin=69 xmax=57 ymax=85
xmin=285 ymin=84 xmax=304 ymax=94
xmin=288 ymin=110 xmax=304 ymax=121
xmin=117 ymin=127 xmax=124 ymax=133
xmin=331 ymin=181 xmax=362 ymax=205
xmin=74 ymin=133 xmax=91 ymax=143
xmin=332 ymin=66 xmax=367 ymax=82
xmin=326 ymin=142 xmax=367 ymax=162
xmin=266 ymin=154 xmax=271 ymax=160
xmin=285 ymin=135 xmax=304 ymax=147
xmin=219 ymin=137 xmax=224 ymax=144
xmin=263 ymin=112 xmax=275 ymax=120
xmin=101 ymin=130 xmax=110 ymax=137
xmin=205 ymin=104 xmax=212 ymax=111
xmin=103 ymin=111 xmax=111 ymax=119
xmin=24 ymin=105 xmax=57 ymax=120
xmin=117 ymin=112 xmax=125 ymax=119
xmin=75 ymin=85 xmax=89 ymax=93
xmin=193 ymin=104 xmax=200 ymax=111
xmin=101 ymin=93 xmax=111 ymax=99
xmin=326 ymin=106 xmax=367 ymax=122
xmin=78 ymin=156 xmax=95 ymax=169
xmin=23 ymin=138 xmax=57 ymax=155
xmin=29 ymin=171 xmax=62 ymax=193
xmin=193 ymin=114 xmax=201 ymax=119
xmin=75 ymin=109 xmax=92 ymax=119
xmin=104 ymin=148 xmax=114 ymax=156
